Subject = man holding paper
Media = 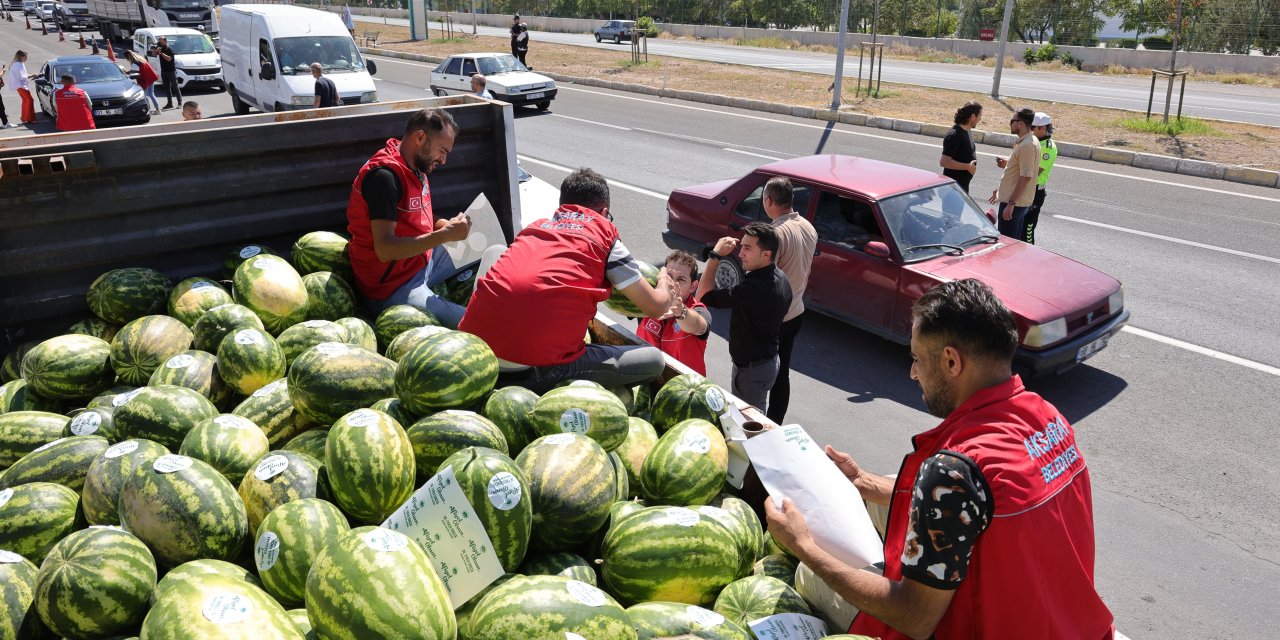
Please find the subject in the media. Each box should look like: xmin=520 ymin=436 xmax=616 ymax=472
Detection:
xmin=765 ymin=279 xmax=1113 ymax=640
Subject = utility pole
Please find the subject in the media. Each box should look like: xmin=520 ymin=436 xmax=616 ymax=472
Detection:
xmin=832 ymin=0 xmax=852 ymax=109
xmin=990 ymin=0 xmax=1015 ymax=98
xmin=471 ymin=0 xmax=476 ymax=34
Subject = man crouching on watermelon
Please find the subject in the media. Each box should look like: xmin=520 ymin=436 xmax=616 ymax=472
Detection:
xmin=459 ymin=168 xmax=680 ymax=393
xmin=636 ymin=250 xmax=711 ymax=376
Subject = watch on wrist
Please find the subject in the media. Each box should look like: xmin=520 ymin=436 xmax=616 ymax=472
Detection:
xmin=708 ymin=249 xmax=723 ymax=261
xmin=677 ymin=307 xmax=689 ymax=321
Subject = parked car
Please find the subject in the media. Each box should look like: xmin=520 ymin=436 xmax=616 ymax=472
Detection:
xmin=54 ymin=1 xmax=96 ymax=32
xmin=23 ymin=0 xmax=38 ymax=16
xmin=133 ymin=27 xmax=223 ymax=91
xmin=594 ymin=20 xmax=635 ymax=44
xmin=516 ymin=163 xmax=560 ymax=229
xmin=35 ymin=56 xmax=151 ymax=127
xmin=36 ymin=1 xmax=55 ymax=22
xmin=663 ymin=155 xmax=1129 ymax=376
xmin=430 ymin=52 xmax=555 ymax=111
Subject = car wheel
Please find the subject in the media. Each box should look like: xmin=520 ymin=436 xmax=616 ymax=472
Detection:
xmin=613 ymin=34 xmax=621 ymax=44
xmin=433 ymin=88 xmax=446 ymax=97
xmin=229 ymin=85 xmax=250 ymax=115
xmin=595 ymin=34 xmax=601 ymax=43
xmin=715 ymin=257 xmax=745 ymax=290
xmin=536 ymin=101 xmax=550 ymax=111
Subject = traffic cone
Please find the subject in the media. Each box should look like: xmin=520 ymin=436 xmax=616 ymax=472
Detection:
xmin=91 ymin=37 xmax=99 ymax=55
xmin=105 ymin=41 xmax=116 ymax=62
xmin=59 ymin=28 xmax=65 ymax=42
xmin=79 ymin=32 xmax=86 ymax=49
xmin=25 ymin=15 xmax=30 ymax=29
xmin=41 ymin=20 xmax=47 ymax=36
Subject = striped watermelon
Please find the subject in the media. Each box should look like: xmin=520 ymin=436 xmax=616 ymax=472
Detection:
xmin=1 ymin=342 xmax=37 ymax=385
xmin=233 ymin=254 xmax=310 ymax=335
xmin=291 ymin=231 xmax=352 ymax=279
xmin=66 ymin=317 xmax=121 ymax=342
xmin=604 ymin=260 xmax=660 ymax=318
xmin=0 ymin=379 xmax=62 ymax=415
xmin=632 ymin=382 xmax=653 ymax=420
xmin=192 ymin=303 xmax=266 ymax=353
xmin=438 ymin=447 xmax=532 ymax=572
xmin=454 ymin=573 xmax=515 ymax=637
xmin=601 ymin=505 xmax=741 ymax=606
xmin=254 ymin=497 xmax=350 ymax=608
xmin=305 ymin=526 xmax=455 ymax=640
xmin=408 ymin=411 xmax=507 ymax=482
xmin=217 ymin=327 xmax=287 ymax=397
xmin=374 ymin=305 xmax=438 ymax=353
xmin=324 ymin=408 xmax=415 ymax=523
xmin=335 ymin=317 xmax=377 ymax=352
xmin=0 ymin=435 xmax=109 ymax=492
xmin=167 ymin=277 xmax=233 ymax=327
xmin=514 ymin=433 xmax=616 ymax=552
xmin=626 ymin=601 xmax=752 ymax=640
xmin=753 ymin=554 xmax=799 ymax=587
xmin=614 ymin=417 xmax=659 ymax=498
xmin=368 ymin=397 xmax=418 ymax=429
xmin=62 ymin=408 xmax=118 ymax=442
xmin=640 ymin=419 xmax=728 ymax=507
xmin=148 ymin=350 xmax=230 ymax=407
xmin=179 ymin=414 xmax=270 ymax=484
xmin=650 ymin=374 xmax=729 ymax=433
xmin=141 ymin=573 xmax=299 ymax=640
xmin=609 ymin=450 xmax=630 ymax=506
xmin=0 ymin=552 xmax=51 ymax=640
xmin=110 ymin=315 xmax=195 ymax=386
xmin=277 ymin=320 xmax=348 ymax=365
xmin=519 ymin=551 xmax=597 ymax=586
xmin=709 ymin=494 xmax=766 ymax=562
xmin=385 ymin=325 xmax=452 ymax=362
xmin=466 ymin=575 xmax=635 ymax=640
xmin=712 ymin=575 xmax=812 ymax=629
xmin=694 ymin=505 xmax=755 ymax=579
xmin=237 ymin=450 xmax=330 ymax=534
xmin=429 ymin=264 xmax=478 ymax=307
xmin=20 ymin=335 xmax=115 ymax=401
xmin=113 ymin=385 xmax=218 ymax=451
xmin=0 ymin=411 xmax=67 ymax=471
xmin=765 ymin=530 xmax=798 ymax=560
xmin=88 ymin=386 xmax=136 ymax=409
xmin=302 ymin=272 xmax=357 ymax=322
xmin=34 ymin=527 xmax=157 ymax=639
xmin=280 ymin=428 xmax=329 ymax=462
xmin=395 ymin=331 xmax=498 ymax=415
xmin=481 ymin=386 xmax=539 ymax=456
xmin=233 ymin=378 xmax=314 ymax=446
xmin=82 ymin=438 xmax=170 ymax=526
xmin=0 ymin=482 xmax=81 ymax=564
xmin=224 ymin=243 xmax=278 ymax=279
xmin=118 ymin=454 xmax=249 ymax=567
xmin=286 ymin=608 xmax=312 ymax=635
xmin=151 ymin=558 xmax=262 ymax=603
xmin=289 ymin=343 xmax=396 ymax=426
xmin=529 ymin=385 xmax=630 ymax=452
xmin=86 ymin=268 xmax=171 ymax=325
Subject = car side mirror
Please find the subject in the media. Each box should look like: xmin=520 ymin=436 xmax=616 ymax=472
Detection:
xmin=865 ymin=241 xmax=891 ymax=258
xmin=984 ymin=208 xmax=997 ymax=224
xmin=260 ymin=62 xmax=275 ymax=80
xmin=366 ymin=59 xmax=377 ymax=75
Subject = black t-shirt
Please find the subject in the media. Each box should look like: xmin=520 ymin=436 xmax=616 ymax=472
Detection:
xmin=315 ymin=76 xmax=338 ymax=108
xmin=361 ymin=167 xmax=421 ymax=222
xmin=899 ymin=451 xmax=993 ymax=589
xmin=155 ymin=45 xmax=176 ymax=76
xmin=941 ymin=125 xmax=976 ymax=191
xmin=700 ymin=263 xmax=792 ymax=364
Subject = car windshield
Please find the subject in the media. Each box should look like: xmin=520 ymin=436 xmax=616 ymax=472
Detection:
xmin=166 ymin=34 xmax=214 ymax=55
xmin=158 ymin=0 xmax=210 ymax=9
xmin=275 ymin=36 xmax=365 ymax=75
xmin=879 ymin=183 xmax=1000 ymax=261
xmin=53 ymin=62 xmax=126 ymax=84
xmin=477 ymin=54 xmax=528 ymax=75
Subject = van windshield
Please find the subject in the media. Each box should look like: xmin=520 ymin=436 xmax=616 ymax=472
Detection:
xmin=274 ymin=36 xmax=365 ymax=75
xmin=166 ymin=34 xmax=215 ymax=55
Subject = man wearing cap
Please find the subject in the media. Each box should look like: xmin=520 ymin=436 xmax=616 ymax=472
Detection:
xmin=989 ymin=107 xmax=1039 ymax=241
xmin=1024 ymin=112 xmax=1058 ymax=244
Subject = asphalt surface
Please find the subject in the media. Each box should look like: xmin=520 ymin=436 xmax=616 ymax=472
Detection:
xmin=5 ymin=18 xmax=1280 ymax=638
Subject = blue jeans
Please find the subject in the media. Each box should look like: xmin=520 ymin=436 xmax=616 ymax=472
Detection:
xmin=366 ymin=249 xmax=466 ymax=328
xmin=499 ymin=343 xmax=667 ymax=394
xmin=144 ymin=85 xmax=160 ymax=112
xmin=997 ymin=203 xmax=1031 ymax=240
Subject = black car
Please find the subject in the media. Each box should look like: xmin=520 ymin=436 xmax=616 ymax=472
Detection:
xmin=35 ymin=56 xmax=151 ymax=127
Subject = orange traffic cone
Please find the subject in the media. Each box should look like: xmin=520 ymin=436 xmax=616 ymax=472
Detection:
xmin=79 ymin=32 xmax=86 ymax=49
xmin=105 ymin=41 xmax=116 ymax=61
xmin=59 ymin=28 xmax=65 ymax=42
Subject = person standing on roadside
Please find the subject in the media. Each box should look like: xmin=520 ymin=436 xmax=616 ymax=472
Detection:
xmin=54 ymin=74 xmax=95 ymax=132
xmin=940 ymin=101 xmax=982 ymax=193
xmin=0 ymin=64 xmax=10 ymax=129
xmin=989 ymin=107 xmax=1038 ymax=240
xmin=150 ymin=36 xmax=181 ymax=110
xmin=125 ymin=50 xmax=161 ymax=115
xmin=511 ymin=15 xmax=529 ymax=67
xmin=637 ymin=250 xmax=712 ymax=375
xmin=1024 ymin=111 xmax=1057 ymax=245
xmin=8 ymin=51 xmax=38 ymax=125
xmin=763 ymin=177 xmax=816 ymax=424
xmin=312 ymin=63 xmax=338 ymax=108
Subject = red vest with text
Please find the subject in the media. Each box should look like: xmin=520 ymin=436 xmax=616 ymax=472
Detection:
xmin=55 ymin=85 xmax=95 ymax=132
xmin=459 ymin=205 xmax=620 ymax=366
xmin=849 ymin=376 xmax=1114 ymax=640
xmin=638 ymin=295 xmax=708 ymax=375
xmin=346 ymin=138 xmax=435 ymax=301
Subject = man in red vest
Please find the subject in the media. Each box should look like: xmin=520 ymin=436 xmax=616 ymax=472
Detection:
xmin=346 ymin=108 xmax=473 ymax=327
xmin=54 ymin=74 xmax=95 ymax=132
xmin=765 ymin=279 xmax=1114 ymax=640
xmin=636 ymin=250 xmax=710 ymax=375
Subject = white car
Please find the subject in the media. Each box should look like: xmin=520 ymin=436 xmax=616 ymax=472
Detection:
xmin=517 ymin=163 xmax=560 ymax=229
xmin=430 ymin=52 xmax=556 ymax=111
xmin=36 ymin=1 xmax=55 ymax=22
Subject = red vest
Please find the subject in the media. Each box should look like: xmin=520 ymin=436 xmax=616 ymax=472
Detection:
xmin=55 ymin=85 xmax=95 ymax=132
xmin=459 ymin=205 xmax=621 ymax=366
xmin=850 ymin=376 xmax=1114 ymax=640
xmin=345 ymin=138 xmax=435 ymax=301
xmin=638 ymin=295 xmax=708 ymax=375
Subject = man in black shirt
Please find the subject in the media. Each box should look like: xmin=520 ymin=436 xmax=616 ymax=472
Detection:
xmin=939 ymin=101 xmax=982 ymax=193
xmin=696 ymin=222 xmax=792 ymax=413
xmin=311 ymin=63 xmax=338 ymax=108
xmin=150 ymin=36 xmax=181 ymax=110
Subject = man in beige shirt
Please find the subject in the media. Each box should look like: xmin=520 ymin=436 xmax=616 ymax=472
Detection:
xmin=988 ymin=107 xmax=1039 ymax=240
xmin=764 ymin=176 xmax=817 ymax=423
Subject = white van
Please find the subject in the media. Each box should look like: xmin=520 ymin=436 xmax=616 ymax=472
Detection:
xmin=132 ymin=27 xmax=223 ymax=91
xmin=219 ymin=4 xmax=377 ymax=114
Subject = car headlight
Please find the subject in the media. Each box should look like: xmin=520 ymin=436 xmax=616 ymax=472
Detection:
xmin=290 ymin=95 xmax=313 ymax=106
xmin=361 ymin=91 xmax=377 ymax=103
xmin=1107 ymin=287 xmax=1124 ymax=315
xmin=1023 ymin=318 xmax=1068 ymax=348
xmin=126 ymin=88 xmax=144 ymax=102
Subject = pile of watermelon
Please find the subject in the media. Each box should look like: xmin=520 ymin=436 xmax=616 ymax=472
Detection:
xmin=0 ymin=231 xmax=873 ymax=640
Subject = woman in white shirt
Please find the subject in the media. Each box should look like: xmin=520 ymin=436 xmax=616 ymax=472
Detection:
xmin=8 ymin=50 xmax=38 ymax=125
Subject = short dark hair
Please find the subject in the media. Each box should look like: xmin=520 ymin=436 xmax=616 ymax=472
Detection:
xmin=560 ymin=168 xmax=610 ymax=212
xmin=182 ymin=100 xmax=199 ymax=110
xmin=664 ymin=250 xmax=698 ymax=280
xmin=404 ymin=108 xmax=458 ymax=138
xmin=954 ymin=101 xmax=983 ymax=125
xmin=742 ymin=222 xmax=780 ymax=258
xmin=60 ymin=74 xmax=75 ymax=84
xmin=912 ymin=279 xmax=1018 ymax=364
xmin=763 ymin=176 xmax=793 ymax=208
xmin=1013 ymin=107 xmax=1035 ymax=127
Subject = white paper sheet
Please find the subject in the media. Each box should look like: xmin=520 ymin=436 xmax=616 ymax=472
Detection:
xmin=742 ymin=424 xmax=884 ymax=569
xmin=442 ymin=193 xmax=507 ymax=267
xmin=748 ymin=612 xmax=829 ymax=640
xmin=718 ymin=403 xmax=751 ymax=490
xmin=381 ymin=467 xmax=505 ymax=608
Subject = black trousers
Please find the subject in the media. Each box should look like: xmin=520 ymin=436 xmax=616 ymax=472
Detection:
xmin=161 ymin=74 xmax=181 ymax=106
xmin=1024 ymin=187 xmax=1047 ymax=244
xmin=766 ymin=315 xmax=803 ymax=424
xmin=515 ymin=47 xmax=528 ymax=66
xmin=0 ymin=93 xmax=8 ymax=125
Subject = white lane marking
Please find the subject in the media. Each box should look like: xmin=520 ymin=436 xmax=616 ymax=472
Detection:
xmin=551 ymin=113 xmax=631 ymax=130
xmin=723 ymin=148 xmax=784 ymax=161
xmin=1122 ymin=327 xmax=1280 ymax=377
xmin=631 ymin=127 xmax=793 ymax=157
xmin=518 ymin=155 xmax=668 ymax=200
xmin=1054 ymin=215 xmax=1280 ymax=264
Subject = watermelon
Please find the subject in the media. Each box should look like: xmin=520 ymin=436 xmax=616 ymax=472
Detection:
xmin=0 ymin=552 xmax=51 ymax=640
xmin=429 ymin=264 xmax=478 ymax=307
xmin=481 ymin=386 xmax=539 ymax=455
xmin=277 ymin=320 xmax=348 ymax=365
xmin=694 ymin=505 xmax=755 ymax=580
xmin=395 ymin=331 xmax=499 ymax=416
xmin=66 ymin=317 xmax=121 ymax=342
xmin=519 ymin=551 xmax=597 ymax=586
xmin=466 ymin=575 xmax=635 ymax=640
xmin=609 ymin=450 xmax=630 ymax=506
xmin=0 ymin=411 xmax=68 ymax=470
xmin=752 ymin=554 xmax=799 ymax=587
xmin=34 ymin=527 xmax=157 ymax=639
xmin=224 ymin=243 xmax=278 ymax=279
xmin=152 ymin=558 xmax=261 ymax=603
xmin=86 ymin=267 xmax=171 ymax=325
xmin=640 ymin=419 xmax=728 ymax=507
xmin=233 ymin=254 xmax=310 ymax=335
xmin=514 ymin=433 xmax=616 ymax=552
xmin=626 ymin=601 xmax=752 ymax=640
xmin=368 ymin=397 xmax=417 ymax=429
xmin=167 ymin=277 xmax=233 ymax=327
xmin=20 ymin=335 xmax=114 ymax=401
xmin=385 ymin=325 xmax=452 ymax=362
xmin=141 ymin=573 xmax=300 ymax=640
xmin=324 ymin=408 xmax=415 ymax=523
xmin=62 ymin=408 xmax=118 ymax=441
xmin=632 ymin=383 xmax=653 ymax=419
xmin=113 ymin=385 xmax=218 ymax=451
xmin=529 ymin=385 xmax=630 ymax=452
xmin=709 ymin=494 xmax=766 ymax=562
xmin=302 ymin=272 xmax=357 ymax=322
xmin=650 ymin=374 xmax=729 ymax=433
xmin=0 ymin=342 xmax=37 ymax=385
xmin=148 ymin=350 xmax=230 ymax=407
xmin=712 ymin=575 xmax=812 ymax=629
xmin=216 ymin=327 xmax=287 ymax=397
xmin=254 ymin=497 xmax=350 ymax=608
xmin=291 ymin=231 xmax=352 ymax=278
xmin=604 ymin=260 xmax=660 ymax=318
xmin=118 ymin=454 xmax=249 ymax=567
xmin=610 ymin=384 xmax=637 ymax=414
xmin=286 ymin=608 xmax=312 ymax=636
xmin=438 ymin=447 xmax=532 ymax=572
xmin=0 ymin=482 xmax=81 ymax=564
xmin=374 ymin=305 xmax=438 ymax=352
xmin=280 ymin=428 xmax=329 ymax=462
xmin=0 ymin=379 xmax=61 ymax=415
xmin=0 ymin=435 xmax=109 ymax=492
xmin=111 ymin=315 xmax=194 ymax=386
xmin=192 ymin=303 xmax=266 ymax=353
xmin=335 ymin=317 xmax=377 ymax=352
xmin=408 ymin=410 xmax=507 ymax=482
xmin=614 ymin=417 xmax=658 ymax=498
xmin=88 ymin=386 xmax=137 ymax=409
xmin=305 ymin=527 xmax=455 ymax=640
xmin=232 ymin=378 xmax=313 ymax=446
xmin=454 ymin=573 xmax=515 ymax=637
xmin=237 ymin=450 xmax=330 ymax=534
xmin=178 ymin=414 xmax=270 ymax=484
xmin=82 ymin=438 xmax=170 ymax=526
xmin=601 ymin=505 xmax=741 ymax=607
xmin=289 ymin=342 xmax=396 ymax=426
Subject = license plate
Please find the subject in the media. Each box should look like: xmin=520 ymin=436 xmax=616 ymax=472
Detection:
xmin=525 ymin=92 xmax=545 ymax=100
xmin=1076 ymin=335 xmax=1109 ymax=363
xmin=93 ymin=108 xmax=123 ymax=116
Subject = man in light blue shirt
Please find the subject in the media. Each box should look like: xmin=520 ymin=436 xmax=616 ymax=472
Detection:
xmin=471 ymin=73 xmax=493 ymax=99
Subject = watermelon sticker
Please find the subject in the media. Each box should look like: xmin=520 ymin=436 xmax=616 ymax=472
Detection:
xmin=303 ymin=320 xmax=329 ymax=328
xmin=214 ymin=415 xmax=246 ymax=429
xmin=190 ymin=280 xmax=215 ymax=290
xmin=565 ymin=580 xmax=606 ymax=607
xmin=543 ymin=433 xmax=576 ymax=446
xmin=487 ymin=472 xmax=522 ymax=511
xmin=252 ymin=256 xmax=274 ymax=269
xmin=239 ymin=245 xmax=262 ymax=259
xmin=315 ymin=342 xmax=348 ymax=357
xmin=0 ymin=488 xmax=12 ymax=508
xmin=255 ymin=531 xmax=280 ymax=571
xmin=202 ymin=591 xmax=252 ymax=625
xmin=704 ymin=387 xmax=726 ymax=412
xmin=0 ymin=550 xmax=23 ymax=564
xmin=681 ymin=431 xmax=712 ymax=455
xmin=668 ymin=507 xmax=700 ymax=527
xmin=559 ymin=408 xmax=591 ymax=435
xmin=254 ymin=455 xmax=290 ymax=481
xmin=565 ymin=635 xmax=587 ymax=640
xmin=153 ymin=455 xmax=193 ymax=474
xmin=103 ymin=440 xmax=140 ymax=459
xmin=253 ymin=379 xmax=285 ymax=398
xmin=33 ymin=438 xmax=66 ymax=453
xmin=234 ymin=329 xmax=263 ymax=346
xmin=362 ymin=528 xmax=409 ymax=553
xmin=69 ymin=412 xmax=102 ymax=436
xmin=686 ymin=605 xmax=725 ymax=627
xmin=346 ymin=409 xmax=377 ymax=427
xmin=112 ymin=388 xmax=143 ymax=407
xmin=166 ymin=353 xmax=197 ymax=369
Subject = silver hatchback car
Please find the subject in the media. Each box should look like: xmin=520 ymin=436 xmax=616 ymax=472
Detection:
xmin=594 ymin=20 xmax=635 ymax=44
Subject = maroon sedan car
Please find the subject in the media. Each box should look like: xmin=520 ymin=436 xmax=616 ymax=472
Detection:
xmin=661 ymin=155 xmax=1129 ymax=376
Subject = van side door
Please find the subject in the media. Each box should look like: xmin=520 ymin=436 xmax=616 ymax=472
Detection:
xmin=256 ymin=37 xmax=276 ymax=110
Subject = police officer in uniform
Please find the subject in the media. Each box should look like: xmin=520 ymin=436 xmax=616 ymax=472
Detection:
xmin=1025 ymin=111 xmax=1057 ymax=244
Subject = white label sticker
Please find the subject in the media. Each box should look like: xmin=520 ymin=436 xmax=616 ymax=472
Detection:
xmin=112 ymin=388 xmax=143 ymax=407
xmin=686 ymin=605 xmax=725 ymax=628
xmin=70 ymin=412 xmax=102 ymax=436
xmin=543 ymin=433 xmax=576 ymax=446
xmin=214 ymin=415 xmax=246 ymax=429
xmin=667 ymin=507 xmax=700 ymax=527
xmin=0 ymin=488 xmax=12 ymax=509
xmin=486 ymin=472 xmax=522 ymax=511
xmin=566 ymin=635 xmax=587 ymax=640
xmin=104 ymin=440 xmax=140 ymax=459
xmin=346 ymin=409 xmax=377 ymax=427
xmin=681 ymin=430 xmax=712 ymax=455
xmin=315 ymin=342 xmax=347 ymax=357
xmin=255 ymin=531 xmax=280 ymax=571
xmin=704 ymin=387 xmax=726 ymax=412
xmin=303 ymin=320 xmax=329 ymax=328
xmin=0 ymin=550 xmax=23 ymax=564
xmin=747 ymin=613 xmax=829 ymax=640
xmin=559 ymin=408 xmax=591 ymax=435
xmin=239 ymin=245 xmax=262 ymax=259
xmin=252 ymin=379 xmax=285 ymax=398
xmin=153 ymin=454 xmax=193 ymax=474
xmin=202 ymin=591 xmax=252 ymax=625
xmin=33 ymin=438 xmax=65 ymax=453
xmin=190 ymin=280 xmax=215 ymax=290
xmin=254 ymin=454 xmax=290 ymax=481
xmin=234 ymin=329 xmax=263 ymax=346
xmin=566 ymin=580 xmax=606 ymax=607
xmin=362 ymin=527 xmax=409 ymax=553
xmin=166 ymin=354 xmax=197 ymax=369
xmin=252 ymin=256 xmax=273 ymax=269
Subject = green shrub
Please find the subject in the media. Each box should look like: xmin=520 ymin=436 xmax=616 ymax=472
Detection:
xmin=1143 ymin=35 xmax=1173 ymax=50
xmin=635 ymin=16 xmax=659 ymax=37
